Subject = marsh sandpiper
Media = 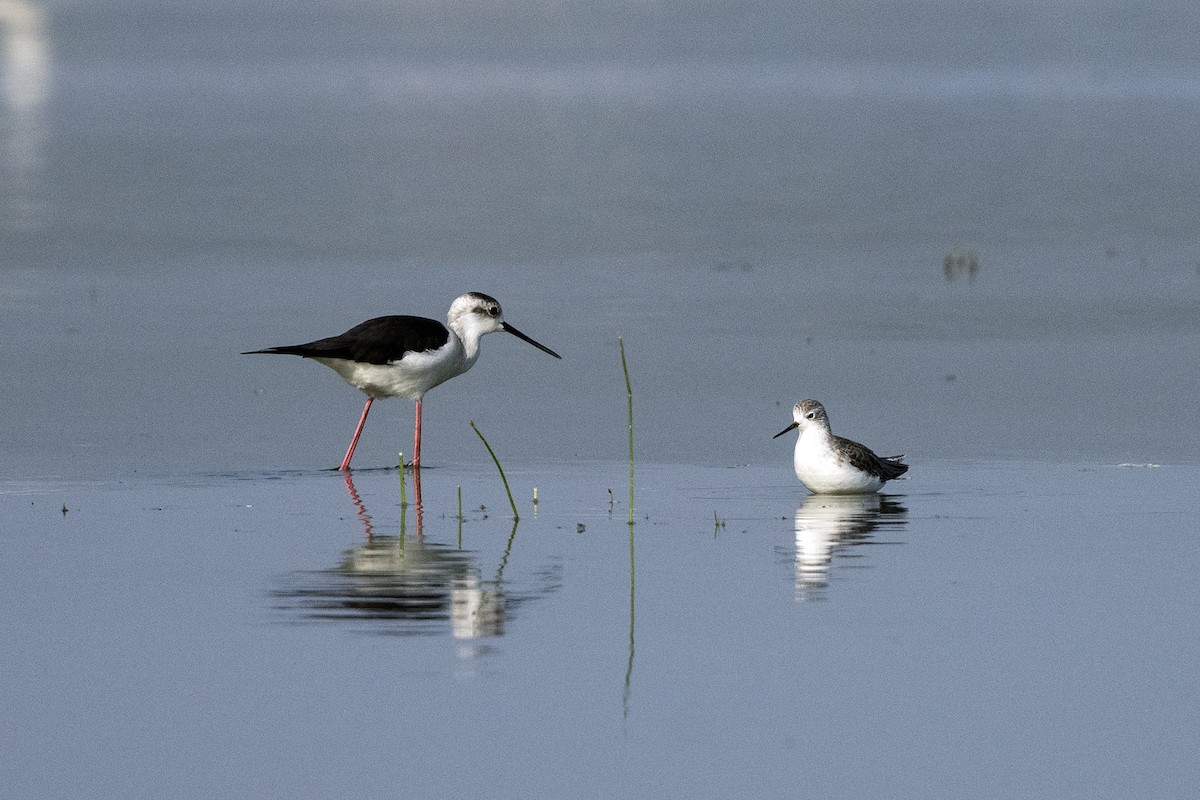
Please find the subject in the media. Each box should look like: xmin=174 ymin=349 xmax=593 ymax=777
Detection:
xmin=773 ymin=399 xmax=908 ymax=494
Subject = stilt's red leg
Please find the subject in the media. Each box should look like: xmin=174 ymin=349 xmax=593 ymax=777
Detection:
xmin=412 ymin=462 xmax=423 ymax=534
xmin=412 ymin=399 xmax=423 ymax=468
xmin=338 ymin=396 xmax=374 ymax=471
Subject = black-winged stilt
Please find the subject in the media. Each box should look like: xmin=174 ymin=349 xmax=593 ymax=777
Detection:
xmin=773 ymin=399 xmax=908 ymax=494
xmin=244 ymin=292 xmax=561 ymax=470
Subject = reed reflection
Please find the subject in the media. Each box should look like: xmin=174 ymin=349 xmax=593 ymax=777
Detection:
xmin=790 ymin=493 xmax=907 ymax=601
xmin=272 ymin=471 xmax=557 ymax=642
xmin=1 ymin=0 xmax=48 ymax=230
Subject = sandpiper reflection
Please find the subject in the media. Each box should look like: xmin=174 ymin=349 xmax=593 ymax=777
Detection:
xmin=791 ymin=493 xmax=907 ymax=601
xmin=272 ymin=472 xmax=556 ymax=641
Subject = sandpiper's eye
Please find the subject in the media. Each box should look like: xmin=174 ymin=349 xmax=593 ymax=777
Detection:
xmin=806 ymin=412 xmax=815 ymax=419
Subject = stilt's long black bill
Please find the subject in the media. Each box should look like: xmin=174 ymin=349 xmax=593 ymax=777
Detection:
xmin=502 ymin=322 xmax=562 ymax=359
xmin=773 ymin=422 xmax=799 ymax=439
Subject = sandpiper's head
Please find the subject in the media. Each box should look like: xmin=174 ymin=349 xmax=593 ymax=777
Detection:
xmin=773 ymin=398 xmax=830 ymax=439
xmin=448 ymin=292 xmax=561 ymax=358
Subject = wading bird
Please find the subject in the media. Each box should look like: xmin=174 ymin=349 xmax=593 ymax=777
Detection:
xmin=244 ymin=292 xmax=561 ymax=470
xmin=773 ymin=399 xmax=908 ymax=494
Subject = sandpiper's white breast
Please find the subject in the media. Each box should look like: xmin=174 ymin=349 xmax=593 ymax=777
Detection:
xmin=793 ymin=429 xmax=886 ymax=494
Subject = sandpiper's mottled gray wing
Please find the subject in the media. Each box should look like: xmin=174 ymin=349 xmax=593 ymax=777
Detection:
xmin=834 ymin=436 xmax=909 ymax=482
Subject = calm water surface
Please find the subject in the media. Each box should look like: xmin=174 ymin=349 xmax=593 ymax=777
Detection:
xmin=3 ymin=462 xmax=1197 ymax=798
xmin=2 ymin=1 xmax=1199 ymax=797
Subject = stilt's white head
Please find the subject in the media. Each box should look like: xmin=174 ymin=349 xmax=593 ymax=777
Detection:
xmin=447 ymin=292 xmax=562 ymax=359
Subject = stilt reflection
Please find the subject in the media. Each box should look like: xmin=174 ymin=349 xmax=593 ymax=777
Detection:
xmin=271 ymin=470 xmax=558 ymax=642
xmin=790 ymin=493 xmax=907 ymax=601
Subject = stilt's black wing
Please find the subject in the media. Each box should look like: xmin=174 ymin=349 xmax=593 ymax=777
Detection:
xmin=243 ymin=316 xmax=450 ymax=365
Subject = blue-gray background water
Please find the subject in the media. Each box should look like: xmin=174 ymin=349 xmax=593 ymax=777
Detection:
xmin=2 ymin=2 xmax=1198 ymax=797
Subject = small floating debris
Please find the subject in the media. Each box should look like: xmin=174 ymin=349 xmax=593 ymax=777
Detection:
xmin=1117 ymin=463 xmax=1161 ymax=469
xmin=943 ymin=246 xmax=980 ymax=282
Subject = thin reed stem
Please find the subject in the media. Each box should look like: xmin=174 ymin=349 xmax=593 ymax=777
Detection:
xmin=470 ymin=421 xmax=520 ymax=520
xmin=398 ymin=452 xmax=407 ymax=508
xmin=619 ymin=337 xmax=634 ymax=525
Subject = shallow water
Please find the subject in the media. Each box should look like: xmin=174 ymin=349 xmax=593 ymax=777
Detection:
xmin=3 ymin=1 xmax=1200 ymax=797
xmin=3 ymin=461 xmax=1197 ymax=798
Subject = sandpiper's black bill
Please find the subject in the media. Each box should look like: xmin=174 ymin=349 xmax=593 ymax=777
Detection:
xmin=773 ymin=422 xmax=799 ymax=439
xmin=502 ymin=322 xmax=562 ymax=359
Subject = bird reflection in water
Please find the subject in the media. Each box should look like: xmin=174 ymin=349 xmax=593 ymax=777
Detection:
xmin=790 ymin=493 xmax=907 ymax=601
xmin=271 ymin=472 xmax=557 ymax=641
xmin=1 ymin=0 xmax=50 ymax=230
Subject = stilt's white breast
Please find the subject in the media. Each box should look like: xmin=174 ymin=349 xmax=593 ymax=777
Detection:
xmin=314 ymin=335 xmax=471 ymax=400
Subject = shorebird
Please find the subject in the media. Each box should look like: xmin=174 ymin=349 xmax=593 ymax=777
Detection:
xmin=773 ymin=399 xmax=908 ymax=494
xmin=244 ymin=292 xmax=561 ymax=470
